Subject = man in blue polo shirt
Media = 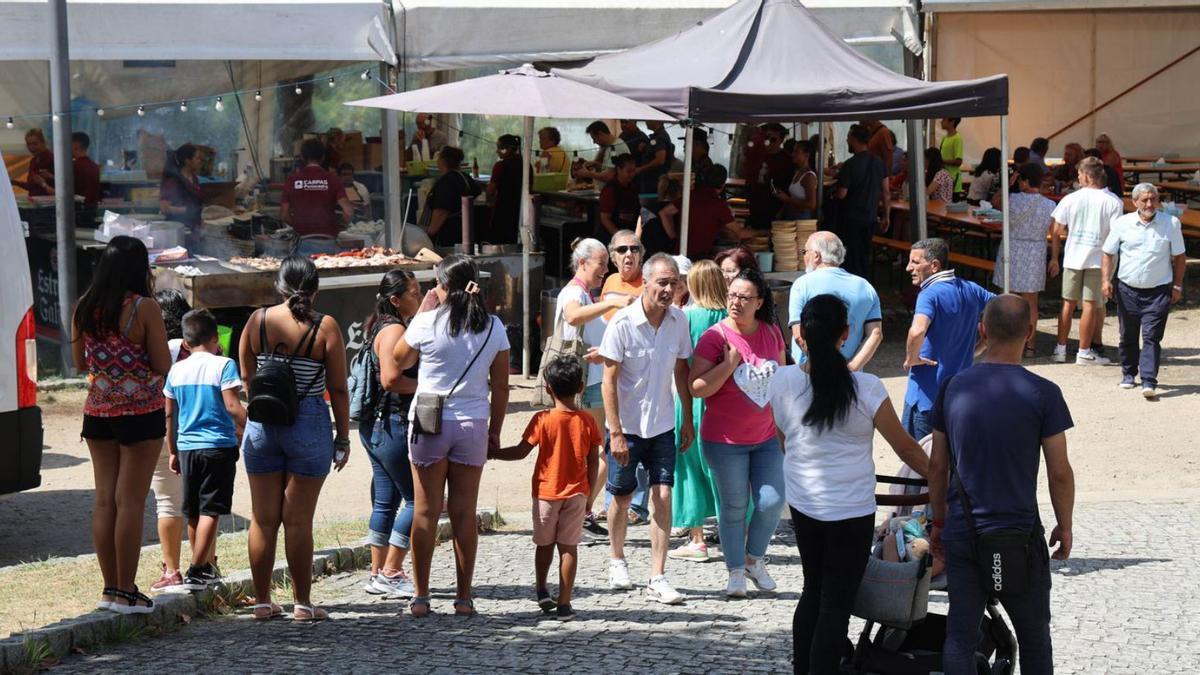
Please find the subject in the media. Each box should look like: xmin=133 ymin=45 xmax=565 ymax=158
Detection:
xmin=788 ymin=231 xmax=883 ymax=370
xmin=902 ymin=238 xmax=994 ymax=440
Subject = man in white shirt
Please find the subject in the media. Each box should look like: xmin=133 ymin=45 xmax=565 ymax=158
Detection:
xmin=1101 ymin=183 xmax=1187 ymax=399
xmin=599 ymin=253 xmax=694 ymax=604
xmin=1048 ymin=157 xmax=1123 ymax=365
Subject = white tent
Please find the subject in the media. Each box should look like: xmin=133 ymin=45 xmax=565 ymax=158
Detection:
xmin=391 ymin=0 xmax=923 ymax=71
xmin=924 ymin=0 xmax=1200 ymax=162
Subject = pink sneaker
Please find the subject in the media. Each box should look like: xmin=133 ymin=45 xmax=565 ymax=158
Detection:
xmin=150 ymin=563 xmax=184 ymax=592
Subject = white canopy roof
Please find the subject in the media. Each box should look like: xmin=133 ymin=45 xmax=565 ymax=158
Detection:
xmin=391 ymin=0 xmax=918 ymax=71
xmin=0 ymin=0 xmax=394 ymax=62
xmin=922 ymin=0 xmax=1199 ymax=10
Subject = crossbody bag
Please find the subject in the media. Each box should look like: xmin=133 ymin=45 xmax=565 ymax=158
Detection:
xmin=947 ymin=438 xmax=1038 ymax=599
xmin=411 ymin=317 xmax=495 ymax=440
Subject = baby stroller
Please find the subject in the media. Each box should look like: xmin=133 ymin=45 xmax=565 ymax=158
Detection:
xmin=843 ymin=473 xmax=1017 ymax=675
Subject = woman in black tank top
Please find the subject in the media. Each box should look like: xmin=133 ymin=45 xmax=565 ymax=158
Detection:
xmin=358 ymin=269 xmax=422 ymax=597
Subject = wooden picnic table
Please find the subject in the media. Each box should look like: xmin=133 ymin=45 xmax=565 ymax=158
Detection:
xmin=1155 ymin=181 xmax=1200 ymax=202
xmin=1124 ymin=164 xmax=1200 ymax=182
xmin=1123 ymin=155 xmax=1200 ymax=164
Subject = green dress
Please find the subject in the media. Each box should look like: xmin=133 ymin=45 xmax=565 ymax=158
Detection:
xmin=672 ymin=306 xmax=726 ymax=528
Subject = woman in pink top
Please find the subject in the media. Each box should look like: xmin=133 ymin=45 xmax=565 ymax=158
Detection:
xmin=688 ymin=267 xmax=787 ymax=599
xmin=72 ymin=236 xmax=172 ymax=615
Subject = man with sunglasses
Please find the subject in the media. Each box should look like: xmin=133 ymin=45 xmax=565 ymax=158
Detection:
xmin=743 ymin=123 xmax=793 ymax=229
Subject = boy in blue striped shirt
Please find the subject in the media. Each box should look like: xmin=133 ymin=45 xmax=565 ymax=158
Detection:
xmin=164 ymin=309 xmax=246 ymax=590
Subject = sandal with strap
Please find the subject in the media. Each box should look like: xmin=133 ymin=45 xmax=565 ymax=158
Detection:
xmin=97 ymin=587 xmax=119 ymax=611
xmin=453 ymin=598 xmax=477 ymax=617
xmin=112 ymin=586 xmax=154 ymax=615
xmin=292 ymin=604 xmax=329 ymax=622
xmin=408 ymin=596 xmax=432 ymax=618
xmin=251 ymin=602 xmax=284 ymax=620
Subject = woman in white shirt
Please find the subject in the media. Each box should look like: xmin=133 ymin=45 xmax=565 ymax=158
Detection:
xmin=767 ymin=294 xmax=928 ymax=674
xmin=394 ymin=255 xmax=510 ymax=617
xmin=925 ymin=148 xmax=955 ymax=203
xmin=967 ymin=147 xmax=1002 ymax=205
xmin=556 ymin=237 xmax=633 ymax=534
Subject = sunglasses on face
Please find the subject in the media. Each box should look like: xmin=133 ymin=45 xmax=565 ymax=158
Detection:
xmin=612 ymin=245 xmax=642 ymax=255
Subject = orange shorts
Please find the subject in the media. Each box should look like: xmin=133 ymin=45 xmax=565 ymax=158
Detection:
xmin=532 ymin=494 xmax=587 ymax=546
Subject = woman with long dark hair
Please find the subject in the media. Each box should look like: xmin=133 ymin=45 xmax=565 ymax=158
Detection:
xmin=967 ymin=147 xmax=1003 ymax=205
xmin=688 ymin=267 xmax=787 ymax=596
xmin=73 ymin=235 xmax=172 ymax=614
xmin=238 ymin=255 xmax=350 ymax=621
xmin=767 ymin=294 xmax=928 ymax=674
xmin=359 ymin=269 xmax=421 ymax=597
xmin=394 ymin=254 xmax=510 ymax=616
xmin=924 ymin=147 xmax=954 ymax=203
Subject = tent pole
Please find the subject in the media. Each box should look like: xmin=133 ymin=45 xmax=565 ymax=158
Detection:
xmin=905 ymin=119 xmax=921 ymax=241
xmin=913 ymin=123 xmax=927 ymax=241
xmin=50 ymin=0 xmax=76 ymax=376
xmin=813 ymin=126 xmax=824 ymax=220
xmin=1001 ymin=114 xmax=1010 ymax=294
xmin=521 ymin=115 xmax=535 ymax=378
xmin=679 ymin=124 xmax=694 ymax=256
xmin=380 ymin=63 xmax=401 ymax=248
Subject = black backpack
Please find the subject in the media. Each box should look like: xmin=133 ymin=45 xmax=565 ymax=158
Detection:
xmin=247 ymin=308 xmax=324 ymax=426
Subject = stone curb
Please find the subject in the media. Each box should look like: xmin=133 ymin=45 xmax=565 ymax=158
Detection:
xmin=36 ymin=378 xmax=89 ymax=393
xmin=0 ymin=509 xmax=500 ymax=672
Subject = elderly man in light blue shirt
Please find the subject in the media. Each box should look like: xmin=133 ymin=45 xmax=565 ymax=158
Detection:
xmin=788 ymin=231 xmax=883 ymax=370
xmin=1101 ymin=183 xmax=1186 ymax=399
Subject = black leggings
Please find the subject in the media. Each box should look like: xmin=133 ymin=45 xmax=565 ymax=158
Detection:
xmin=790 ymin=508 xmax=875 ymax=674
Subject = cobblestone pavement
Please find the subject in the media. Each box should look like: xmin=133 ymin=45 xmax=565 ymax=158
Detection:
xmin=56 ymin=499 xmax=1200 ymax=674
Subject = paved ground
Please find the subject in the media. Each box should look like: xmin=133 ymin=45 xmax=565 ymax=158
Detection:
xmin=56 ymin=499 xmax=1200 ymax=673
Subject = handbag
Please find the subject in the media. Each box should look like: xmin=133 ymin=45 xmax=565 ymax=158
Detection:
xmin=411 ymin=317 xmax=496 ymax=439
xmin=534 ymin=281 xmax=590 ymax=408
xmin=948 ymin=451 xmax=1035 ymax=598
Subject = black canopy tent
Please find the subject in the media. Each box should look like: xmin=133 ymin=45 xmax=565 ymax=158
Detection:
xmin=556 ymin=0 xmax=1016 ymax=290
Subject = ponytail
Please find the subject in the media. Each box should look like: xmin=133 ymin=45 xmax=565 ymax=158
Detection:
xmin=276 ymin=255 xmax=319 ymax=323
xmin=733 ymin=267 xmax=777 ymax=326
xmin=800 ymin=294 xmax=857 ymax=432
xmin=435 ymin=254 xmax=490 ymax=336
xmin=365 ymin=268 xmax=416 ymax=335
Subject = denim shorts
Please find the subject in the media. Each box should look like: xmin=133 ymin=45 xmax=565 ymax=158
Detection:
xmin=242 ymin=396 xmax=334 ymax=477
xmin=581 ymin=382 xmax=603 ymax=409
xmin=606 ymin=429 xmax=676 ymax=496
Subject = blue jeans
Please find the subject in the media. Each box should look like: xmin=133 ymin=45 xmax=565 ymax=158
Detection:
xmin=943 ymin=531 xmax=1053 ymax=674
xmin=703 ymin=437 xmax=785 ymax=571
xmin=242 ymin=395 xmax=334 ymax=477
xmin=1115 ymin=281 xmax=1171 ymax=388
xmin=359 ymin=412 xmax=415 ymax=549
xmin=903 ymin=401 xmax=932 ymax=442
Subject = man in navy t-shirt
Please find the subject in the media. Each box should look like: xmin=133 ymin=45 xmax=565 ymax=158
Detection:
xmin=928 ymin=294 xmax=1076 ymax=675
xmin=902 ymin=238 xmax=995 ymax=441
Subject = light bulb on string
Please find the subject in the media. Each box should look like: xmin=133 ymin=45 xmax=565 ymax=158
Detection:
xmin=361 ymin=70 xmax=370 ymax=81
xmin=180 ymin=100 xmax=188 ymax=112
xmin=137 ymin=106 xmax=145 ymax=117
xmin=328 ymin=77 xmax=336 ymax=88
xmin=254 ymin=90 xmax=262 ymax=102
xmin=215 ymin=97 xmax=225 ymax=112
xmin=96 ymin=108 xmax=105 ymax=117
xmin=294 ymin=85 xmax=303 ymax=95
xmin=5 ymin=117 xmax=12 ymax=130
xmin=52 ymin=114 xmax=59 ymax=122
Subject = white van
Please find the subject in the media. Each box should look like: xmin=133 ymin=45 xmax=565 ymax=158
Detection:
xmin=0 ymin=150 xmax=43 ymax=494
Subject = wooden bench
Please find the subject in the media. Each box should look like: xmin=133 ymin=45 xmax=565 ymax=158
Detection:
xmin=873 ymin=235 xmax=996 ymax=283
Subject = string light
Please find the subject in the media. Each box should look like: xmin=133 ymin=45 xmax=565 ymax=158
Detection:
xmin=137 ymin=106 xmax=145 ymax=117
xmin=328 ymin=77 xmax=336 ymax=88
xmin=254 ymin=90 xmax=262 ymax=102
xmin=96 ymin=108 xmax=105 ymax=117
xmin=51 ymin=114 xmax=59 ymax=122
xmin=214 ymin=96 xmax=225 ymax=112
xmin=6 ymin=117 xmax=13 ymax=129
xmin=180 ymin=100 xmax=188 ymax=112
xmin=361 ymin=70 xmax=370 ymax=81
xmin=294 ymin=85 xmax=303 ymax=95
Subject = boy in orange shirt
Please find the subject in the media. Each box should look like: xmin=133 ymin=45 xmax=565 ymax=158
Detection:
xmin=490 ymin=356 xmax=601 ymax=621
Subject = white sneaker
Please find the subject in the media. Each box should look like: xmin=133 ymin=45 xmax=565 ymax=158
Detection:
xmin=1075 ymin=349 xmax=1110 ymax=366
xmin=744 ymin=557 xmax=777 ymax=592
xmin=1052 ymin=346 xmax=1067 ymax=363
xmin=608 ymin=559 xmax=634 ymax=590
xmin=645 ymin=575 xmax=684 ymax=605
xmin=371 ymin=570 xmax=415 ymax=597
xmin=725 ymin=569 xmax=748 ymax=599
xmin=1118 ymin=380 xmax=1137 ymax=390
xmin=1142 ymin=387 xmax=1159 ymax=400
xmin=363 ymin=574 xmax=384 ymax=594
